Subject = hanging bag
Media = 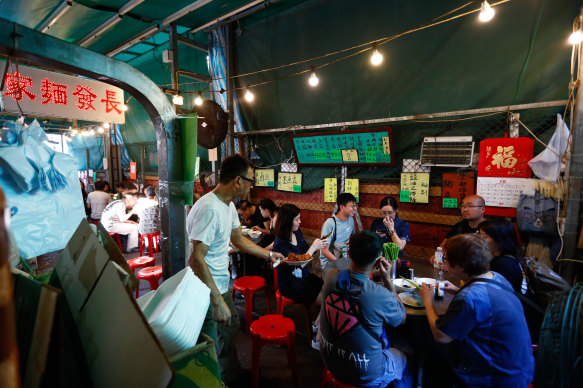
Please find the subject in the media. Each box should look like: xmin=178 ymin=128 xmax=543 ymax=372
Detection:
xmin=516 ymin=192 xmax=557 ymax=236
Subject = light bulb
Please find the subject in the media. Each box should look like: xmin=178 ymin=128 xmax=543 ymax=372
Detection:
xmin=72 ymin=129 xmax=78 ymax=135
xmin=309 ymin=71 xmax=319 ymax=87
xmin=97 ymin=126 xmax=104 ymax=134
xmin=89 ymin=129 xmax=95 ymax=136
xmin=371 ymin=48 xmax=383 ymax=66
xmin=479 ymin=0 xmax=495 ymax=22
xmin=569 ymin=30 xmax=583 ymax=45
xmin=173 ymin=94 xmax=184 ymax=105
xmin=244 ymin=88 xmax=254 ymax=102
xmin=194 ymin=93 xmax=203 ymax=106
xmin=123 ymin=105 xmax=128 ymax=111
xmin=202 ymin=122 xmax=208 ymax=128
xmin=103 ymin=123 xmax=110 ymax=129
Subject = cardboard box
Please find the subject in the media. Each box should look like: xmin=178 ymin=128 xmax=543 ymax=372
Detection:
xmin=170 ymin=334 xmax=221 ymax=388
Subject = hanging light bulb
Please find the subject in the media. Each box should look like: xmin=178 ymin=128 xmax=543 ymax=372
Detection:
xmin=173 ymin=94 xmax=184 ymax=105
xmin=370 ymin=43 xmax=383 ymax=66
xmin=202 ymin=122 xmax=208 ymax=128
xmin=97 ymin=126 xmax=104 ymax=134
xmin=569 ymin=30 xmax=583 ymax=45
xmin=103 ymin=122 xmax=110 ymax=129
xmin=123 ymin=105 xmax=128 ymax=112
xmin=194 ymin=92 xmax=203 ymax=106
xmin=244 ymin=88 xmax=254 ymax=102
xmin=72 ymin=129 xmax=78 ymax=135
xmin=89 ymin=129 xmax=95 ymax=136
xmin=479 ymin=0 xmax=495 ymax=22
xmin=308 ymin=67 xmax=319 ymax=87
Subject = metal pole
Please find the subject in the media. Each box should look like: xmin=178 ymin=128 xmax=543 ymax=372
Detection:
xmin=225 ymin=23 xmax=235 ymax=155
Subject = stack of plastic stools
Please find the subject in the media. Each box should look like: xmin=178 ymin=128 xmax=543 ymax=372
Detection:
xmin=232 ymin=275 xmax=271 ymax=331
xmin=140 ymin=231 xmax=161 ymax=256
xmin=249 ymin=314 xmax=298 ymax=388
xmin=320 ymin=366 xmax=358 ymax=388
xmin=127 ymin=256 xmax=155 ymax=297
xmin=109 ymin=232 xmax=123 ymax=251
xmin=273 ymin=267 xmax=313 ymax=344
xmin=137 ymin=265 xmax=163 ymax=297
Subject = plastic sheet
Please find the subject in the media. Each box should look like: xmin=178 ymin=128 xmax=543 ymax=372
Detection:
xmin=0 ymin=120 xmax=85 ymax=259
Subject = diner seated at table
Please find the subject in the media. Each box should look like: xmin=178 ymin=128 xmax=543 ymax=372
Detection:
xmin=236 ymin=200 xmax=266 ymax=227
xmin=320 ymin=192 xmax=357 ymax=276
xmin=419 ymin=234 xmax=534 ymax=388
xmin=478 ymin=218 xmax=542 ymax=342
xmin=273 ymin=204 xmax=327 ymax=305
xmin=431 ymin=194 xmax=487 ymax=264
xmin=370 ymin=196 xmax=409 ymax=256
xmin=318 ymin=231 xmax=412 ymax=388
xmin=254 ymin=198 xmax=278 ymax=248
xmin=100 ymin=193 xmax=140 ymax=253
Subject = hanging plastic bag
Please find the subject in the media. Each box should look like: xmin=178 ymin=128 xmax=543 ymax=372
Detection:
xmin=528 ymin=114 xmax=570 ymax=183
xmin=0 ymin=119 xmax=85 ymax=258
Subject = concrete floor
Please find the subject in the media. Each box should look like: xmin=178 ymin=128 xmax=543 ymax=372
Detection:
xmin=126 ymin=250 xmax=451 ymax=388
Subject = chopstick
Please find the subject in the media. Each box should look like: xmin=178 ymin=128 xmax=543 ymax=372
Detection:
xmin=399 ymin=276 xmax=420 ymax=289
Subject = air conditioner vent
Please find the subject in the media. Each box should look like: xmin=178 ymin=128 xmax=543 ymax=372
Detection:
xmin=420 ymin=136 xmax=474 ymax=167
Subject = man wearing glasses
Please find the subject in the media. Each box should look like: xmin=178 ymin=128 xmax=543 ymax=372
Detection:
xmin=431 ymin=195 xmax=486 ymax=264
xmin=187 ymin=154 xmax=284 ymax=386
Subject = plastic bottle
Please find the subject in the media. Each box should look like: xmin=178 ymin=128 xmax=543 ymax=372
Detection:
xmin=433 ymin=247 xmax=443 ymax=269
xmin=434 ymin=247 xmax=444 ymax=299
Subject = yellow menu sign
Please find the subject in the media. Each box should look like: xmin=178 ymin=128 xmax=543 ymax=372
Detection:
xmin=345 ymin=179 xmax=359 ymax=203
xmin=382 ymin=136 xmax=391 ymax=155
xmin=341 ymin=149 xmax=359 ymax=162
xmin=400 ymin=173 xmax=430 ymax=203
xmin=324 ymin=178 xmax=337 ymax=203
xmin=278 ymin=172 xmax=302 ymax=192
xmin=255 ymin=169 xmax=275 ymax=187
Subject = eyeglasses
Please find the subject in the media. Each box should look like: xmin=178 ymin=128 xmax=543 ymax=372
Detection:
xmin=460 ymin=204 xmax=483 ymax=209
xmin=238 ymin=176 xmax=255 ymax=185
xmin=381 ymin=211 xmax=396 ymax=216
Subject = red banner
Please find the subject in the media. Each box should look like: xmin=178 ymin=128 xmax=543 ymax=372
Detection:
xmin=478 ymin=137 xmax=534 ymax=178
xmin=442 ymin=172 xmax=475 ymax=208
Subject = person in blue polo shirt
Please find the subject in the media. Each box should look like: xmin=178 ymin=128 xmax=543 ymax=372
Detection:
xmin=419 ymin=234 xmax=534 ymax=388
xmin=370 ymin=196 xmax=409 ymax=257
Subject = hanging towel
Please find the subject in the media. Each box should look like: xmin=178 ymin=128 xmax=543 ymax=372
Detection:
xmin=528 ymin=114 xmax=570 ymax=183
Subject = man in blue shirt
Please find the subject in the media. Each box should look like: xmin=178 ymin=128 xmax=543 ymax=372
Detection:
xmin=320 ymin=193 xmax=357 ymax=275
xmin=318 ymin=231 xmax=412 ymax=387
xmin=419 ymin=234 xmax=534 ymax=388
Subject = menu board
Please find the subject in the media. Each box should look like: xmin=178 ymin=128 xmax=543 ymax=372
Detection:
xmin=324 ymin=178 xmax=337 ymax=203
xmin=345 ymin=179 xmax=359 ymax=203
xmin=290 ymin=128 xmax=394 ymax=166
xmin=476 ymin=177 xmax=530 ymax=208
xmin=277 ymin=172 xmax=302 ymax=192
xmin=400 ymin=173 xmax=430 ymax=203
xmin=255 ymin=169 xmax=275 ymax=187
xmin=442 ymin=172 xmax=475 ymax=208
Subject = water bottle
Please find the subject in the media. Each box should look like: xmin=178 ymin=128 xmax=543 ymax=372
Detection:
xmin=434 ymin=247 xmax=443 ymax=269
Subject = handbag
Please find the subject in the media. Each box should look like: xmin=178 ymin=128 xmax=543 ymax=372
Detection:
xmin=516 ymin=192 xmax=557 ymax=236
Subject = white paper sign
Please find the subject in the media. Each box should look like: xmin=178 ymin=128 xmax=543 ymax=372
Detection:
xmin=209 ymin=148 xmax=218 ymax=162
xmin=476 ymin=177 xmax=531 ymax=208
xmin=0 ymin=63 xmax=125 ymax=124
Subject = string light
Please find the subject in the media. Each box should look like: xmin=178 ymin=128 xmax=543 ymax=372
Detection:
xmin=123 ymin=104 xmax=128 ymax=111
xmin=479 ymin=0 xmax=495 ymax=23
xmin=72 ymin=129 xmax=78 ymax=135
xmin=97 ymin=126 xmax=104 ymax=134
xmin=103 ymin=122 xmax=110 ymax=129
xmin=201 ymin=122 xmax=208 ymax=127
xmin=194 ymin=92 xmax=203 ymax=106
xmin=370 ymin=43 xmax=383 ymax=66
xmin=244 ymin=88 xmax=254 ymax=102
xmin=308 ymin=67 xmax=319 ymax=87
xmin=89 ymin=129 xmax=95 ymax=136
xmin=173 ymin=94 xmax=184 ymax=105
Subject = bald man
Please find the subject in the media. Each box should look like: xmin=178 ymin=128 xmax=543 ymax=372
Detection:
xmin=431 ymin=195 xmax=486 ymax=263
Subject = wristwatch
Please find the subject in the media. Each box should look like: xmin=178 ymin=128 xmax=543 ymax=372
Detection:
xmin=268 ymin=251 xmax=273 ymax=260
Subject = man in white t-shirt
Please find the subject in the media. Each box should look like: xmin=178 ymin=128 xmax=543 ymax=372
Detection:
xmin=86 ymin=180 xmax=112 ymax=220
xmin=187 ymin=154 xmax=284 ymax=386
xmin=101 ymin=194 xmax=139 ymax=253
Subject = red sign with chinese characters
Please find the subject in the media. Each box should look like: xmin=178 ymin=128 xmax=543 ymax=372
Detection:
xmin=478 ymin=137 xmax=534 ymax=178
xmin=0 ymin=63 xmax=125 ymax=124
xmin=442 ymin=172 xmax=475 ymax=207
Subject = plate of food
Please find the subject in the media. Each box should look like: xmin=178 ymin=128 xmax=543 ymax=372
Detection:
xmin=393 ymin=278 xmax=418 ymax=293
xmin=247 ymin=230 xmax=262 ymax=239
xmin=398 ymin=291 xmax=425 ymax=308
xmin=276 ymin=253 xmax=313 ymax=266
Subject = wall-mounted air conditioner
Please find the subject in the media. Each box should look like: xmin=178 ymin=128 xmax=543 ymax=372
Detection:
xmin=420 ymin=136 xmax=474 ymax=167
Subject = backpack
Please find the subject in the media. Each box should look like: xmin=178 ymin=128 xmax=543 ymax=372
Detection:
xmin=520 ymin=256 xmax=571 ymax=309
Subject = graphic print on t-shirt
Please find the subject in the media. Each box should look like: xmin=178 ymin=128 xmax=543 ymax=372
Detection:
xmin=324 ymin=292 xmax=361 ymax=336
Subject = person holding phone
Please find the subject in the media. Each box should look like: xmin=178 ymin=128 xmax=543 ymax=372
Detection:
xmin=370 ymin=196 xmax=409 ymax=256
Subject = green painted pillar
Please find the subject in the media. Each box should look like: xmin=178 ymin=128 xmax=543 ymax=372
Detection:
xmin=180 ymin=113 xmax=197 ymax=206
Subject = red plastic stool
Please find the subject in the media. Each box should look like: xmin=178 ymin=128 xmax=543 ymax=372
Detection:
xmin=109 ymin=232 xmax=123 ymax=251
xmin=127 ymin=256 xmax=155 ymax=297
xmin=232 ymin=276 xmax=271 ymax=331
xmin=274 ymin=268 xmax=313 ymax=345
xmin=140 ymin=232 xmax=161 ymax=256
xmin=250 ymin=315 xmax=298 ymax=388
xmin=320 ymin=366 xmax=357 ymax=388
xmin=136 ymin=265 xmax=163 ymax=297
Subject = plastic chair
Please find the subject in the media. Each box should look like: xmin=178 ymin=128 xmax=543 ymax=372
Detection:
xmin=140 ymin=232 xmax=161 ymax=256
xmin=127 ymin=256 xmax=155 ymax=297
xmin=320 ymin=366 xmax=358 ymax=388
xmin=232 ymin=276 xmax=271 ymax=331
xmin=136 ymin=265 xmax=163 ymax=297
xmin=109 ymin=232 xmax=123 ymax=251
xmin=274 ymin=267 xmax=313 ymax=345
xmin=250 ymin=315 xmax=298 ymax=388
